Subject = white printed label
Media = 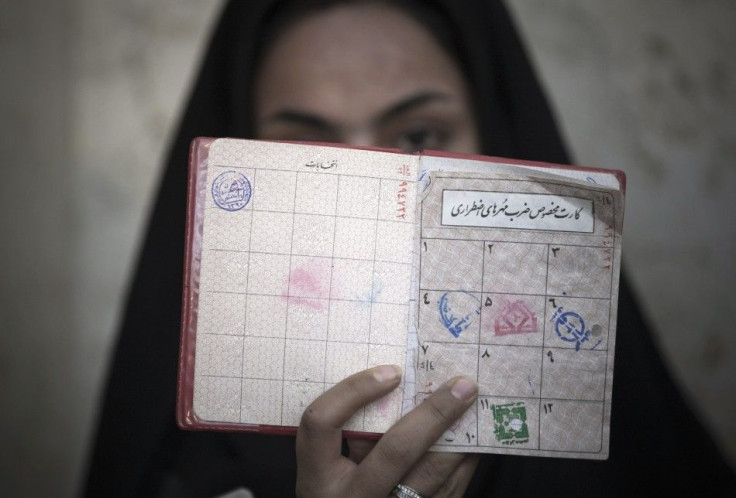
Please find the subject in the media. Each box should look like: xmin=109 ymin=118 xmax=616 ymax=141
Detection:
xmin=441 ymin=190 xmax=594 ymax=233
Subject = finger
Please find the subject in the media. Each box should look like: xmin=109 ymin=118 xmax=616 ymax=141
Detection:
xmin=296 ymin=364 xmax=402 ymax=475
xmin=401 ymin=453 xmax=480 ymax=498
xmin=433 ymin=454 xmax=480 ymax=498
xmin=351 ymin=376 xmax=477 ymax=495
xmin=398 ymin=451 xmax=466 ymax=496
xmin=347 ymin=438 xmax=375 ymax=464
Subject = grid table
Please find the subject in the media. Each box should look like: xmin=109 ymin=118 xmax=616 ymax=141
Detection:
xmin=415 ymin=173 xmax=620 ymax=458
xmin=192 ymin=139 xmax=419 ymax=433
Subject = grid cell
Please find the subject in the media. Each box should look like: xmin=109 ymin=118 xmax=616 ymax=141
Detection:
xmin=252 ymin=169 xmax=297 ymax=212
xmin=547 ymin=246 xmax=612 ymax=299
xmin=328 ymin=300 xmax=372 ymax=343
xmin=283 ymin=339 xmax=326 ymax=382
xmin=242 ymin=336 xmax=285 ymax=380
xmin=198 ymin=292 xmax=246 ymax=336
xmin=249 ymin=211 xmax=293 ymax=254
xmin=336 ymin=175 xmax=380 ymax=219
xmin=282 ymin=381 xmax=324 ymax=427
xmin=294 ymin=172 xmax=338 ymax=215
xmin=241 ymin=379 xmax=283 ymax=425
xmin=291 ymin=213 xmax=335 ymax=257
xmin=247 ymin=252 xmax=290 ymax=296
xmin=420 ymin=239 xmax=483 ymax=291
xmin=324 ymin=342 xmax=369 ymax=383
xmin=482 ymin=242 xmax=547 ymax=295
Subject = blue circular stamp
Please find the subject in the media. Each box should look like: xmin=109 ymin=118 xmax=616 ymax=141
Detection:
xmin=554 ymin=311 xmax=591 ymax=351
xmin=439 ymin=291 xmax=480 ymax=338
xmin=212 ymin=171 xmax=251 ymax=211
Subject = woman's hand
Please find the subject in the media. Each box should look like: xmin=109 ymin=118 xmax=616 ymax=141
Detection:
xmin=296 ymin=365 xmax=479 ymax=498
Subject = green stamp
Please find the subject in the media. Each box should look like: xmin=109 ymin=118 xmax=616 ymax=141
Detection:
xmin=491 ymin=401 xmax=529 ymax=445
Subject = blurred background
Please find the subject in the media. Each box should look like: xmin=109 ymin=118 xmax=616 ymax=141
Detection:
xmin=1 ymin=0 xmax=734 ymax=496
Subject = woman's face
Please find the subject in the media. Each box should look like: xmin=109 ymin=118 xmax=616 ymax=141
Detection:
xmin=254 ymin=2 xmax=480 ymax=154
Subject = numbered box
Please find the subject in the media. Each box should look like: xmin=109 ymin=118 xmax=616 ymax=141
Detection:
xmin=418 ymin=290 xmax=481 ymax=344
xmin=547 ymin=245 xmax=613 ymax=299
xmin=544 ymin=296 xmax=610 ymax=351
xmin=482 ymin=242 xmax=547 ymax=295
xmin=480 ymin=294 xmax=545 ymax=347
xmin=477 ymin=345 xmax=541 ymax=398
xmin=477 ymin=397 xmax=540 ymax=449
xmin=414 ymin=342 xmax=479 ymax=394
xmin=420 ymin=239 xmax=483 ymax=291
xmin=414 ymin=391 xmax=478 ymax=447
xmin=539 ymin=400 xmax=604 ymax=453
xmin=541 ymin=348 xmax=607 ymax=401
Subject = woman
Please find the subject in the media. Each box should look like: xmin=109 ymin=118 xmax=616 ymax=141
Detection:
xmin=83 ymin=1 xmax=736 ymax=497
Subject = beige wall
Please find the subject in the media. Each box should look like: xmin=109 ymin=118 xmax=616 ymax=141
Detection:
xmin=0 ymin=1 xmax=734 ymax=496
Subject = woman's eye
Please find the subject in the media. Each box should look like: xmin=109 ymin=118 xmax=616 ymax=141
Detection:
xmin=394 ymin=127 xmax=449 ymax=152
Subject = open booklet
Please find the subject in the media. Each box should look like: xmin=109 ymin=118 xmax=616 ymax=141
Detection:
xmin=178 ymin=137 xmax=625 ymax=459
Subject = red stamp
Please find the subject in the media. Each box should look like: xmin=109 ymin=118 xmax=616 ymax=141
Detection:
xmin=494 ymin=300 xmax=538 ymax=336
xmin=281 ymin=259 xmax=331 ymax=312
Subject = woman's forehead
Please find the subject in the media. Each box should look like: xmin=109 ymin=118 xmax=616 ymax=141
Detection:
xmin=254 ymin=2 xmax=470 ymax=125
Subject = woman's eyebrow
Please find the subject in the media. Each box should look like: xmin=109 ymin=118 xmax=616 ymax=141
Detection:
xmin=261 ymin=91 xmax=452 ymax=131
xmin=373 ymin=91 xmax=452 ymax=126
xmin=261 ymin=111 xmax=336 ymax=132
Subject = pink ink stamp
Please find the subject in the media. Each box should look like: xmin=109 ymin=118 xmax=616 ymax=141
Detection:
xmin=281 ymin=259 xmax=331 ymax=312
xmin=288 ymin=267 xmax=326 ymax=296
xmin=494 ymin=300 xmax=538 ymax=336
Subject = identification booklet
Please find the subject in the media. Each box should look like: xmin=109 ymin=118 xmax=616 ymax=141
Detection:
xmin=177 ymin=137 xmax=625 ymax=459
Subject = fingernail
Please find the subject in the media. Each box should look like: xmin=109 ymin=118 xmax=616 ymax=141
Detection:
xmin=373 ymin=365 xmax=401 ymax=383
xmin=450 ymin=377 xmax=478 ymax=400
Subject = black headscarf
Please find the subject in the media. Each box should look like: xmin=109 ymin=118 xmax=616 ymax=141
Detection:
xmin=83 ymin=1 xmax=736 ymax=497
